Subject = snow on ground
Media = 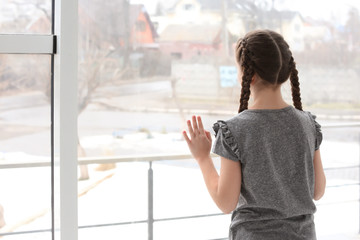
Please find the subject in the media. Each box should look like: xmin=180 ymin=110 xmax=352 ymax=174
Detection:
xmin=0 ymin=134 xmax=360 ymax=239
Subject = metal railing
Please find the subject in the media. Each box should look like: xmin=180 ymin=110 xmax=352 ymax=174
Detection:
xmin=0 ymin=153 xmax=226 ymax=240
xmin=0 ymin=123 xmax=359 ymax=239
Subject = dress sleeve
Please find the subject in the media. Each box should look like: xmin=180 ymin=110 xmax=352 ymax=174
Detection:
xmin=309 ymin=113 xmax=323 ymax=150
xmin=211 ymin=120 xmax=241 ymax=162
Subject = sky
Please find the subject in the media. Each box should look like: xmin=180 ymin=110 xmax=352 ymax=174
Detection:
xmin=276 ymin=0 xmax=360 ymax=24
xmin=130 ymin=0 xmax=360 ymax=25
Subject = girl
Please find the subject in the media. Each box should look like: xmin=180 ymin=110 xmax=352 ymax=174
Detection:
xmin=183 ymin=30 xmax=326 ymax=239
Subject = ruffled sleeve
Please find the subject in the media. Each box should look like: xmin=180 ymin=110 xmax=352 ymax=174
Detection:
xmin=309 ymin=113 xmax=323 ymax=150
xmin=212 ymin=120 xmax=241 ymax=162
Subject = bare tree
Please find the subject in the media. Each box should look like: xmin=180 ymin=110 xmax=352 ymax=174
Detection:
xmin=0 ymin=0 xmax=131 ymax=180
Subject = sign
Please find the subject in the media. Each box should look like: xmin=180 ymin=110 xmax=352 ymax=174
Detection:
xmin=219 ymin=66 xmax=238 ymax=87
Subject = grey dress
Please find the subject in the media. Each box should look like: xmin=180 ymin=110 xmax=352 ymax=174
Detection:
xmin=212 ymin=106 xmax=322 ymax=240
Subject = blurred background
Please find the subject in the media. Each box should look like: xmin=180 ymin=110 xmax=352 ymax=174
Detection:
xmin=0 ymin=0 xmax=360 ymax=239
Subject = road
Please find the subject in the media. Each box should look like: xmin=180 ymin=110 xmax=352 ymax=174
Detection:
xmin=0 ymin=83 xmax=359 ymax=156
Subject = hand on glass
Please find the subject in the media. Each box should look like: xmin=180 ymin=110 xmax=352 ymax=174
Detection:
xmin=183 ymin=116 xmax=212 ymax=162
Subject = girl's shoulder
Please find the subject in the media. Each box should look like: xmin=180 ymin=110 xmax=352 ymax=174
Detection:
xmin=214 ymin=106 xmax=320 ymax=133
xmin=293 ymin=108 xmax=321 ymax=128
xmin=213 ymin=111 xmax=260 ymax=136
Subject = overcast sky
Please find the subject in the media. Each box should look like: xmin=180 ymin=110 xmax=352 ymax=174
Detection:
xmin=276 ymin=0 xmax=360 ymax=24
xmin=130 ymin=0 xmax=360 ymax=24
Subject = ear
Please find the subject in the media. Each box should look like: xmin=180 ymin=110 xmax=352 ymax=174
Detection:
xmin=251 ymin=74 xmax=257 ymax=85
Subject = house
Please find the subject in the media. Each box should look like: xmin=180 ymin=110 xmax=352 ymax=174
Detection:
xmin=154 ymin=0 xmax=244 ymax=59
xmin=303 ymin=18 xmax=333 ymax=48
xmin=278 ymin=11 xmax=305 ymax=52
xmin=152 ymin=0 xmax=245 ymax=37
xmin=76 ymin=1 xmax=158 ymax=50
xmin=258 ymin=10 xmax=305 ymax=52
xmin=127 ymin=4 xmax=159 ymax=49
xmin=159 ymin=24 xmax=225 ymax=59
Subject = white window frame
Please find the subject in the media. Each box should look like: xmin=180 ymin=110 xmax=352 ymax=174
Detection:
xmin=0 ymin=0 xmax=79 ymax=239
xmin=0 ymin=35 xmax=55 ymax=54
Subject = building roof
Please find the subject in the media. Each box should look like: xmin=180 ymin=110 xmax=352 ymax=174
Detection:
xmin=129 ymin=4 xmax=159 ymax=38
xmin=79 ymin=0 xmax=158 ymax=39
xmin=159 ymin=24 xmax=221 ymax=43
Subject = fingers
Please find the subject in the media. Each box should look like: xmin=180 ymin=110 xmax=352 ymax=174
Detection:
xmin=192 ymin=116 xmax=199 ymax=133
xmin=205 ymin=130 xmax=212 ymax=141
xmin=183 ymin=131 xmax=191 ymax=144
xmin=197 ymin=116 xmax=204 ymax=132
xmin=187 ymin=115 xmax=206 ymax=138
xmin=187 ymin=120 xmax=194 ymax=138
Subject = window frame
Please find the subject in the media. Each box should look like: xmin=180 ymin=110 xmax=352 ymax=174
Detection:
xmin=0 ymin=0 xmax=79 ymax=240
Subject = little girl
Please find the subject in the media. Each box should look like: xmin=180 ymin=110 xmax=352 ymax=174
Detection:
xmin=183 ymin=30 xmax=326 ymax=239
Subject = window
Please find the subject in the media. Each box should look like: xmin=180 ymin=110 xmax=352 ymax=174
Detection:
xmin=0 ymin=0 xmax=359 ymax=239
xmin=77 ymin=0 xmax=360 ymax=239
xmin=183 ymin=4 xmax=194 ymax=11
xmin=0 ymin=54 xmax=52 ymax=239
xmin=0 ymin=1 xmax=54 ymax=239
xmin=0 ymin=0 xmax=77 ymax=239
xmin=135 ymin=20 xmax=146 ymax=32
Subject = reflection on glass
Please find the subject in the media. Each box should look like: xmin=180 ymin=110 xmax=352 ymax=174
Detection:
xmin=0 ymin=55 xmax=51 ymax=238
xmin=0 ymin=0 xmax=51 ymax=34
xmin=77 ymin=0 xmax=360 ymax=239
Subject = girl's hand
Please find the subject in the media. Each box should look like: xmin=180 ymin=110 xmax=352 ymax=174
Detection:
xmin=183 ymin=116 xmax=212 ymax=162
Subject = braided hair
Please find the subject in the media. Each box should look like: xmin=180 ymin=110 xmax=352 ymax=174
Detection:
xmin=236 ymin=39 xmax=255 ymax=113
xmin=289 ymin=56 xmax=302 ymax=110
xmin=235 ymin=30 xmax=303 ymax=112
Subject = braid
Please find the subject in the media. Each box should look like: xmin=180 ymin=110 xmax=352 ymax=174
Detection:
xmin=238 ymin=47 xmax=254 ymax=113
xmin=289 ymin=56 xmax=303 ymax=111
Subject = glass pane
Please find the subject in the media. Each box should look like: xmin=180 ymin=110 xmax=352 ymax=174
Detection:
xmin=78 ymin=162 xmax=148 ymax=226
xmin=79 ymin=224 xmax=147 ymax=240
xmin=0 ymin=0 xmax=51 ymax=34
xmin=154 ymin=216 xmax=230 ymax=240
xmin=78 ymin=0 xmax=360 ymax=239
xmin=0 ymin=54 xmax=51 ymax=239
xmin=153 ymin=159 xmax=221 ymax=219
xmin=0 ymin=232 xmax=51 ymax=240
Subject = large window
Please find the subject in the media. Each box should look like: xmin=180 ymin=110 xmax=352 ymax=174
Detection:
xmin=76 ymin=0 xmax=360 ymax=239
xmin=0 ymin=0 xmax=76 ymax=239
xmin=0 ymin=1 xmax=53 ymax=239
xmin=0 ymin=0 xmax=360 ymax=239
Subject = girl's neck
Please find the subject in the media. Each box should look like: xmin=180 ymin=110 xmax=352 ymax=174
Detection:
xmin=248 ymin=85 xmax=289 ymax=110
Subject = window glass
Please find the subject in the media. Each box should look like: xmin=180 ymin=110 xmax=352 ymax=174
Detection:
xmin=78 ymin=0 xmax=360 ymax=239
xmin=0 ymin=0 xmax=51 ymax=34
xmin=0 ymin=54 xmax=51 ymax=239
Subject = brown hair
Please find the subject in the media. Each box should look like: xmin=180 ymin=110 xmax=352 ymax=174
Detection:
xmin=235 ymin=30 xmax=302 ymax=113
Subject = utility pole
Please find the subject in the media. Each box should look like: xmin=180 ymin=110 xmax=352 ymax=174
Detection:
xmin=123 ymin=0 xmax=130 ymax=68
xmin=222 ymin=0 xmax=229 ymax=58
